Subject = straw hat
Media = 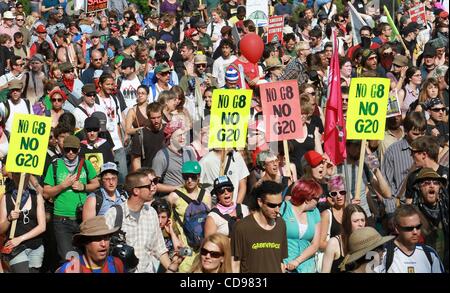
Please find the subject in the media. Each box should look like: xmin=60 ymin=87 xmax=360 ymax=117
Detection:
xmin=265 ymin=57 xmax=285 ymax=71
xmin=339 ymin=227 xmax=394 ymax=271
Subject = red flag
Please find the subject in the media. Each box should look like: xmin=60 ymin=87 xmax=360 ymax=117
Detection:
xmin=324 ymin=30 xmax=346 ymax=165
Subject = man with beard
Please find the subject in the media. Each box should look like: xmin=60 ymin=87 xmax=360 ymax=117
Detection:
xmin=405 ymin=135 xmax=448 ymax=205
xmin=43 ymin=135 xmax=100 ymax=262
xmin=376 ymin=205 xmax=444 ymax=273
xmin=411 ymin=168 xmax=448 ymax=271
xmin=179 ymin=54 xmax=217 ymax=96
xmin=420 ymin=44 xmax=437 ymax=79
xmin=231 ymin=181 xmax=288 ymax=273
xmin=81 ymin=49 xmax=107 ymax=84
xmin=137 ymin=102 xmax=166 ymax=168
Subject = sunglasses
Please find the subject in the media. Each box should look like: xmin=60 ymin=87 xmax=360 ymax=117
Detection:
xmin=159 ymin=71 xmax=170 ymax=76
xmin=93 ymin=58 xmax=102 ymax=61
xmin=64 ymin=147 xmax=79 ymax=154
xmin=329 ymin=190 xmax=347 ymax=197
xmin=135 ymin=184 xmax=152 ymax=190
xmin=430 ymin=107 xmax=446 ymax=113
xmin=398 ymin=224 xmax=422 ymax=232
xmin=217 ymin=186 xmax=234 ymax=195
xmin=86 ymin=128 xmax=99 ymax=133
xmin=51 ymin=98 xmax=63 ymax=102
xmin=200 ymin=248 xmax=223 ymax=258
xmin=182 ymin=173 xmax=199 ymax=181
xmin=16 ymin=19 xmax=24 ymax=22
xmin=420 ymin=180 xmax=440 ymax=186
xmin=263 ymin=201 xmax=283 ymax=209
xmin=64 ymin=69 xmax=74 ymax=73
xmin=85 ymin=93 xmax=96 ymax=97
xmin=196 ymin=64 xmax=206 ymax=68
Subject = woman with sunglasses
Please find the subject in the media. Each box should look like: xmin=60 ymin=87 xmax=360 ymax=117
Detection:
xmin=0 ymin=173 xmax=46 ymax=273
xmin=321 ymin=204 xmax=367 ymax=273
xmin=49 ymin=89 xmax=67 ymax=128
xmin=319 ymin=175 xmax=347 ymax=252
xmin=190 ymin=233 xmax=232 ymax=273
xmin=280 ymin=179 xmax=323 ymax=273
xmin=167 ymin=161 xmax=211 ymax=272
xmin=204 ymin=176 xmax=250 ymax=238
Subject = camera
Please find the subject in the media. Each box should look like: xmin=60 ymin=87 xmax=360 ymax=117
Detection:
xmin=110 ymin=231 xmax=139 ymax=272
xmin=178 ymin=247 xmax=193 ymax=257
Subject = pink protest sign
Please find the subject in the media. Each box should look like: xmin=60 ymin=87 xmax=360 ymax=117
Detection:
xmin=260 ymin=80 xmax=303 ymax=142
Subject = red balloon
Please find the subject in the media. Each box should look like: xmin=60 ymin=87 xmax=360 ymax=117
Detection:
xmin=239 ymin=33 xmax=264 ymax=64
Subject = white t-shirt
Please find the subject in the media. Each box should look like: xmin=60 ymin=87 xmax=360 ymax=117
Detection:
xmin=119 ymin=76 xmax=141 ymax=111
xmin=200 ymin=150 xmax=250 ymax=203
xmin=98 ymin=95 xmax=123 ymax=150
xmin=376 ymin=244 xmax=444 ymax=273
xmin=73 ymin=102 xmax=106 ymax=130
xmin=0 ymin=99 xmax=30 ymax=132
xmin=0 ymin=72 xmax=23 ymax=88
xmin=212 ymin=55 xmax=237 ymax=88
xmin=208 ymin=204 xmax=250 ymax=236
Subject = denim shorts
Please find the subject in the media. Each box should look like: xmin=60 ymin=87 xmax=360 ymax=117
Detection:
xmin=9 ymin=245 xmax=44 ymax=268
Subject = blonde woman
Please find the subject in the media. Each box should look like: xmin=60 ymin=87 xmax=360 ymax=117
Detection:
xmin=190 ymin=233 xmax=232 ymax=273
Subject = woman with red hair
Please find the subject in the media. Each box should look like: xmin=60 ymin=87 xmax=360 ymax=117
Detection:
xmin=280 ymin=179 xmax=322 ymax=273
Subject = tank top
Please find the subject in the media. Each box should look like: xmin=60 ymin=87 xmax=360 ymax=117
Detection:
xmin=330 ymin=210 xmax=342 ymax=238
xmin=5 ymin=191 xmax=42 ymax=249
xmin=133 ymin=105 xmax=150 ymax=128
xmin=330 ymin=235 xmax=345 ymax=273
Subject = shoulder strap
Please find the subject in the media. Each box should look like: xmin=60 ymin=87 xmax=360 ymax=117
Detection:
xmin=52 ymin=159 xmax=59 ymax=186
xmin=24 ymin=99 xmax=31 ymax=114
xmin=223 ymin=152 xmax=233 ymax=175
xmin=113 ymin=205 xmax=123 ymax=228
xmin=197 ymin=188 xmax=206 ymax=203
xmin=422 ymin=245 xmax=434 ymax=268
xmin=174 ymin=189 xmax=193 ymax=204
xmin=95 ymin=189 xmax=104 ymax=215
xmin=385 ymin=240 xmax=395 ymax=273
xmin=22 ymin=71 xmax=30 ymax=95
xmin=76 ymin=105 xmax=90 ymax=117
xmin=3 ymin=100 xmax=10 ymax=121
xmin=161 ymin=147 xmax=170 ymax=180
xmin=236 ymin=203 xmax=243 ymax=219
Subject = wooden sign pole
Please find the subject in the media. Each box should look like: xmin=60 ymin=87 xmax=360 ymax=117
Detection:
xmin=354 ymin=140 xmax=366 ymax=201
xmin=9 ymin=173 xmax=26 ymax=239
xmin=219 ymin=149 xmax=226 ymax=176
xmin=282 ymin=140 xmax=291 ymax=178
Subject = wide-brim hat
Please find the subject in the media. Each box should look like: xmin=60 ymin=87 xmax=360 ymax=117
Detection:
xmin=73 ymin=216 xmax=119 ymax=246
xmin=265 ymin=57 xmax=285 ymax=71
xmin=340 ymin=227 xmax=394 ymax=269
xmin=413 ymin=167 xmax=447 ymax=185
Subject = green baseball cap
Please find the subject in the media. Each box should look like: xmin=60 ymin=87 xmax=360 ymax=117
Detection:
xmin=181 ymin=161 xmax=201 ymax=174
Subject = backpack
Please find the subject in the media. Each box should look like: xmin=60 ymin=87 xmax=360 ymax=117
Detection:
xmin=94 ymin=188 xmax=128 ymax=215
xmin=384 ymin=240 xmax=433 ymax=272
xmin=210 ymin=204 xmax=243 ymax=237
xmin=173 ymin=189 xmax=209 ymax=250
xmin=2 ymin=99 xmax=32 ymax=122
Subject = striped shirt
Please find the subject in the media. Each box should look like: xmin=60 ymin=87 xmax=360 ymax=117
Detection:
xmin=56 ymin=256 xmax=124 ymax=273
xmin=382 ymin=138 xmax=413 ymax=210
xmin=105 ymin=202 xmax=168 ymax=273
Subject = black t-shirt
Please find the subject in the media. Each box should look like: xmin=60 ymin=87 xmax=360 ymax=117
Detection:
xmin=405 ymin=165 xmax=449 ymax=200
xmin=140 ymin=127 xmax=166 ymax=167
xmin=290 ymin=122 xmax=316 ymax=176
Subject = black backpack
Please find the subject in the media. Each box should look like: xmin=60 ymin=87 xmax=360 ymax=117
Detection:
xmin=210 ymin=204 xmax=243 ymax=237
xmin=384 ymin=240 xmax=433 ymax=272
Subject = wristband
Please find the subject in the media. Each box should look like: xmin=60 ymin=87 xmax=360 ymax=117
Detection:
xmin=82 ymin=184 xmax=86 ymax=192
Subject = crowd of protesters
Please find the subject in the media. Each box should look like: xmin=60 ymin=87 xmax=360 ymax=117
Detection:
xmin=0 ymin=0 xmax=448 ymax=273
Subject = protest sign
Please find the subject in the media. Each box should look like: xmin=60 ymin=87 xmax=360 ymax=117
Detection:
xmin=260 ymin=80 xmax=303 ymax=142
xmin=346 ymin=78 xmax=390 ymax=140
xmin=208 ymin=89 xmax=252 ymax=149
xmin=246 ymin=0 xmax=269 ymax=27
xmin=85 ymin=0 xmax=108 ymax=13
xmin=386 ymin=92 xmax=402 ymax=118
xmin=267 ymin=16 xmax=284 ymax=44
xmin=409 ymin=3 xmax=426 ymax=27
xmin=5 ymin=114 xmax=52 ymax=176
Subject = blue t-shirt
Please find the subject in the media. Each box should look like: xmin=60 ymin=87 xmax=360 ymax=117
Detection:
xmin=281 ymin=201 xmax=321 ymax=273
xmin=274 ymin=3 xmax=293 ymax=16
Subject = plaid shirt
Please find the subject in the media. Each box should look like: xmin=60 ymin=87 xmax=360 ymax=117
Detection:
xmin=279 ymin=57 xmax=309 ymax=86
xmin=105 ymin=202 xmax=167 ymax=273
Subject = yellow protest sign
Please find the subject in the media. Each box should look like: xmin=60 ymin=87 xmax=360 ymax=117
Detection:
xmin=5 ymin=114 xmax=52 ymax=176
xmin=346 ymin=78 xmax=390 ymax=140
xmin=208 ymin=89 xmax=253 ymax=149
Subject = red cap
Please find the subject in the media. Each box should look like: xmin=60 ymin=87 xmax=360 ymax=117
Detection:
xmin=303 ymin=151 xmax=324 ymax=168
xmin=35 ymin=24 xmax=47 ymax=34
xmin=184 ymin=28 xmax=198 ymax=39
xmin=439 ymin=11 xmax=449 ymax=18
